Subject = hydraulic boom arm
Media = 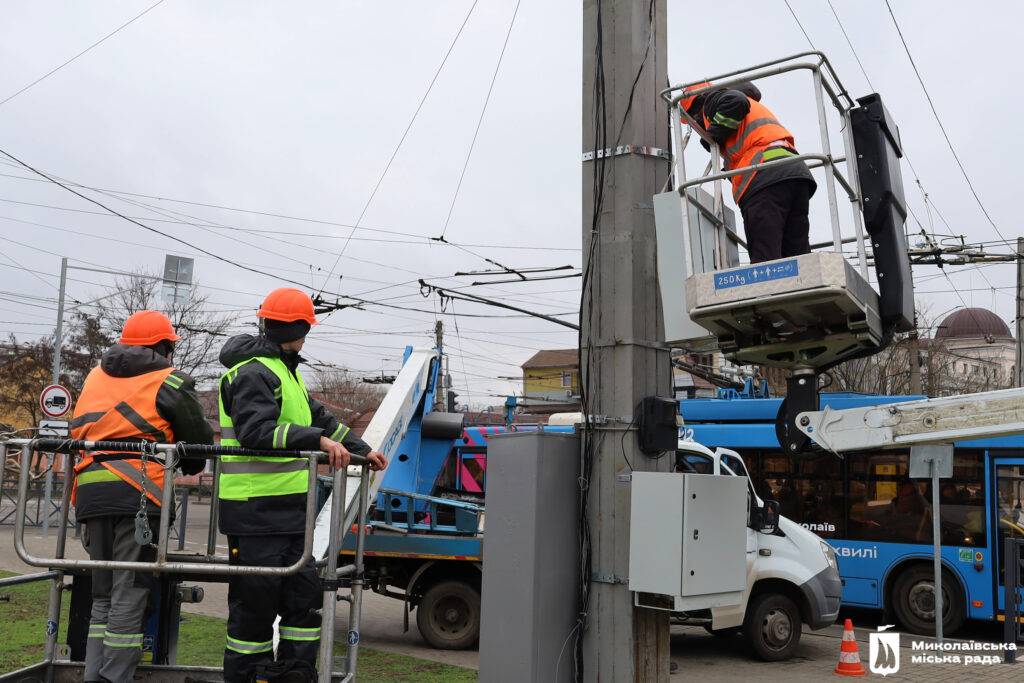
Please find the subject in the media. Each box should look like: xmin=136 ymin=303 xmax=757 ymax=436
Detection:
xmin=312 ymin=347 xmax=439 ymax=559
xmin=796 ymin=387 xmax=1024 ymax=453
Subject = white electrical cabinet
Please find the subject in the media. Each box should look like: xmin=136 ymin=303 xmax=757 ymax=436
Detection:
xmin=653 ymin=187 xmax=740 ymax=346
xmin=629 ymin=472 xmax=746 ymax=611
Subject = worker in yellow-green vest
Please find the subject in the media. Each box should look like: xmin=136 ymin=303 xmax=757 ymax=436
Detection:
xmin=217 ymin=287 xmax=387 ymax=683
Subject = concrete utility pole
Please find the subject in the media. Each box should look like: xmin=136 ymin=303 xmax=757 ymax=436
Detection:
xmin=581 ymin=1 xmax=671 ymax=681
xmin=52 ymin=257 xmax=68 ymax=385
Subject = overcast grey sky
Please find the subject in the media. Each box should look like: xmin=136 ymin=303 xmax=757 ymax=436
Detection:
xmin=0 ymin=1 xmax=1019 ymax=406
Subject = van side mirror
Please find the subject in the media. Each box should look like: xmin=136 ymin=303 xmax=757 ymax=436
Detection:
xmin=760 ymin=499 xmax=780 ymax=535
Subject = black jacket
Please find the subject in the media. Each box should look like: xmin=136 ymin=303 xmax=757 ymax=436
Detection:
xmin=74 ymin=345 xmax=214 ymax=521
xmin=217 ymin=334 xmax=370 ymax=535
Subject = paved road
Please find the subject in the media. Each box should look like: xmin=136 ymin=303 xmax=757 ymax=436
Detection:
xmin=3 ymin=496 xmax=1023 ymax=680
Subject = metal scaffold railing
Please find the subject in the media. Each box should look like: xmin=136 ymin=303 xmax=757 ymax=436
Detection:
xmin=660 ymin=51 xmax=867 ymax=280
xmin=0 ymin=437 xmax=371 ymax=683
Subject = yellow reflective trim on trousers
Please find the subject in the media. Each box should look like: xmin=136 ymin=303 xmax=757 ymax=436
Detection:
xmin=279 ymin=626 xmax=321 ymax=641
xmin=88 ymin=624 xmax=106 ymax=638
xmin=103 ymin=632 xmax=143 ymax=648
xmin=76 ymin=469 xmax=122 ymax=485
xmin=226 ymin=636 xmax=274 ymax=654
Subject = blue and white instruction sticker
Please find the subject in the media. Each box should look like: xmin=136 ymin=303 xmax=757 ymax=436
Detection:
xmin=714 ymin=260 xmax=799 ymax=290
xmin=348 ymin=630 xmax=359 ymax=645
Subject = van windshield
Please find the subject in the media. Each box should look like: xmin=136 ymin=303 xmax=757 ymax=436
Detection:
xmin=721 ymin=453 xmax=747 ymax=478
xmin=676 ymin=451 xmax=715 ymax=474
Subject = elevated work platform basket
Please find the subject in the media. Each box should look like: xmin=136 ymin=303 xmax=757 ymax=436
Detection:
xmin=684 ymin=251 xmax=884 ymax=369
xmin=657 ymin=52 xmax=912 ymax=373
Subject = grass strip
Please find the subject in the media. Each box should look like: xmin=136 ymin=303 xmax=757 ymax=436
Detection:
xmin=1 ymin=570 xmax=476 ymax=681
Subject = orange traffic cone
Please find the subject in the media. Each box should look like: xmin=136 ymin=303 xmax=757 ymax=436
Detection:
xmin=834 ymin=619 xmax=866 ymax=676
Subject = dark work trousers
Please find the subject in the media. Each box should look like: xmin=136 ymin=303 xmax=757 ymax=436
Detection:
xmin=223 ymin=534 xmax=322 ymax=683
xmin=81 ymin=515 xmax=158 ymax=683
xmin=739 ymin=179 xmax=812 ymax=264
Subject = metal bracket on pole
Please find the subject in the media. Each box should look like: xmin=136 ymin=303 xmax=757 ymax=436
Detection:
xmin=591 ymin=573 xmax=630 ymax=585
xmin=582 ymin=145 xmax=672 ymax=162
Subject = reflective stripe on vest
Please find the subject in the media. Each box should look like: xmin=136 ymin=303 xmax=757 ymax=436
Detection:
xmin=705 ymin=98 xmax=796 ymax=203
xmin=219 ymin=459 xmax=308 ymax=475
xmin=731 ymin=147 xmax=799 ymax=204
xmin=71 ymin=365 xmax=175 ymax=442
xmin=218 ymin=356 xmax=313 ymax=502
xmin=71 ymin=364 xmax=175 ymax=506
xmin=74 ymin=460 xmax=166 ymax=506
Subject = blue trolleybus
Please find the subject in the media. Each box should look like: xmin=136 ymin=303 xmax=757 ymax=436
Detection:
xmin=681 ymin=392 xmax=1024 ymax=635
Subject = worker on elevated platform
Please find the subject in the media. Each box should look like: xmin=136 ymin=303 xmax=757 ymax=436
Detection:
xmin=71 ymin=310 xmax=213 ymax=683
xmin=217 ymin=287 xmax=387 ymax=683
xmin=681 ymin=81 xmax=817 ymax=264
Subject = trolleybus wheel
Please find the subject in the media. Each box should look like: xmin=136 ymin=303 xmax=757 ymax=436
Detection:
xmin=891 ymin=565 xmax=965 ymax=635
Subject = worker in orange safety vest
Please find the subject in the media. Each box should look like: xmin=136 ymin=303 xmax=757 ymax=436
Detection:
xmin=680 ymin=81 xmax=817 ymax=264
xmin=71 ymin=310 xmax=213 ymax=683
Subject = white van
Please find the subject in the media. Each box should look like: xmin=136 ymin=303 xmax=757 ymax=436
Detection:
xmin=674 ymin=440 xmax=841 ymax=660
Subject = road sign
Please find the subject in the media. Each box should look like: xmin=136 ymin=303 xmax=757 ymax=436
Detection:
xmin=39 ymin=385 xmax=72 ymax=419
xmin=38 ymin=419 xmax=70 ymax=437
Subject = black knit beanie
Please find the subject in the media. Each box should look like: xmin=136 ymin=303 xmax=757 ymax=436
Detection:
xmin=263 ymin=319 xmax=312 ymax=344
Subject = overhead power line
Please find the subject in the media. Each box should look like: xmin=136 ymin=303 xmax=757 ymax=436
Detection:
xmin=439 ymin=0 xmax=522 ymax=240
xmin=0 ymin=147 xmax=482 ymax=319
xmin=0 ymin=0 xmax=166 ymax=108
xmin=317 ymin=0 xmax=482 ymax=294
xmin=0 ymin=167 xmax=578 ymax=251
xmin=884 ymin=0 xmax=1010 ymax=249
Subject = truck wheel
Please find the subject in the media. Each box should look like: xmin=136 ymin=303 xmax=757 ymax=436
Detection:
xmin=742 ymin=593 xmax=802 ymax=661
xmin=891 ymin=565 xmax=966 ymax=635
xmin=416 ymin=580 xmax=480 ymax=650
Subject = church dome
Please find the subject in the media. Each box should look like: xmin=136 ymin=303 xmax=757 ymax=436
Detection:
xmin=935 ymin=307 xmax=1012 ymax=341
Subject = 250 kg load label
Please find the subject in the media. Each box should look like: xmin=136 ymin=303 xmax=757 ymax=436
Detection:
xmin=713 ymin=260 xmax=799 ymax=289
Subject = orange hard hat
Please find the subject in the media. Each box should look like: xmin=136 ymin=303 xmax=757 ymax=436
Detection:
xmin=680 ymin=82 xmax=713 ymax=113
xmin=119 ymin=310 xmax=181 ymax=346
xmin=258 ymin=287 xmax=320 ymax=325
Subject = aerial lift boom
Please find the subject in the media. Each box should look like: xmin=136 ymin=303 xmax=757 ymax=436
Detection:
xmin=313 ymin=346 xmax=461 ymax=559
xmin=796 ymin=386 xmax=1024 ymax=453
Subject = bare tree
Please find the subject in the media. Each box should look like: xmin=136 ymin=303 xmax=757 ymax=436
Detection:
xmin=91 ymin=270 xmax=234 ymax=382
xmin=775 ymin=304 xmax=1014 ymax=398
xmin=308 ymin=367 xmax=388 ymax=421
xmin=822 ymin=333 xmax=916 ymax=395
